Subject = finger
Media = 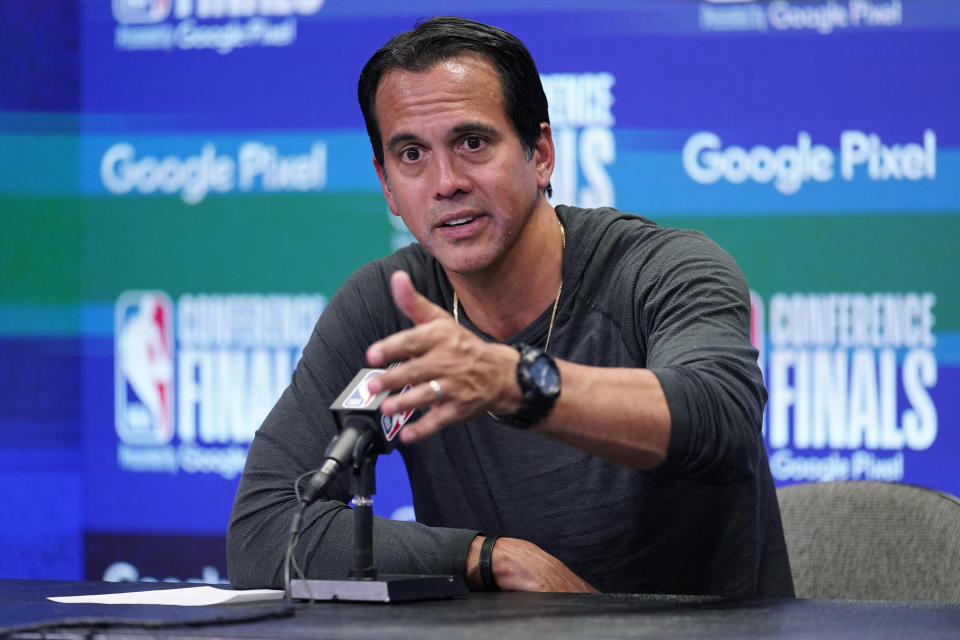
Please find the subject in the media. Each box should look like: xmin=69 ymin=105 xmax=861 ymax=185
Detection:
xmin=379 ymin=377 xmax=443 ymax=415
xmin=366 ymin=319 xmax=452 ymax=370
xmin=391 ymin=270 xmax=450 ymax=326
xmin=399 ymin=402 xmax=463 ymax=444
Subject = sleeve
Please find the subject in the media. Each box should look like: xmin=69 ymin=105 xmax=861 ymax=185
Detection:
xmin=632 ymin=230 xmax=767 ymax=482
xmin=226 ymin=260 xmax=478 ymax=589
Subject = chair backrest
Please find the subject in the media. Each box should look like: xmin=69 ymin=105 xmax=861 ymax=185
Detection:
xmin=777 ymin=481 xmax=960 ymax=602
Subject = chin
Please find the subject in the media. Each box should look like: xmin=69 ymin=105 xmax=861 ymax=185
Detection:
xmin=439 ymin=254 xmax=495 ymax=276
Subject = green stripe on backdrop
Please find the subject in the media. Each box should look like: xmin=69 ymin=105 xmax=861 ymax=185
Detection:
xmin=3 ymin=191 xmax=393 ymax=305
xmin=4 ymin=195 xmax=958 ymax=330
xmin=1 ymin=196 xmax=84 ymax=304
xmin=79 ymin=191 xmax=393 ymax=298
xmin=666 ymin=214 xmax=959 ymax=328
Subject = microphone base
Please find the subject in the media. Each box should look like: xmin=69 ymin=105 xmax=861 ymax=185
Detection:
xmin=290 ymin=574 xmax=468 ymax=603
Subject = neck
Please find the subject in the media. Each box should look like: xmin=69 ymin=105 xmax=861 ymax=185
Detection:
xmin=446 ymin=201 xmax=563 ymax=342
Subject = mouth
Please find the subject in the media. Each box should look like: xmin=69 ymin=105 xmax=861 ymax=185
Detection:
xmin=440 ymin=216 xmax=479 ymax=228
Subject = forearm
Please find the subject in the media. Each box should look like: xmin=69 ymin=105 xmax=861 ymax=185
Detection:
xmin=531 ymin=355 xmax=766 ymax=479
xmin=228 ymin=477 xmax=478 ymax=588
xmin=533 ymin=361 xmax=671 ymax=469
xmin=491 ymin=346 xmax=760 ymax=478
xmin=409 ymin=340 xmax=672 ymax=469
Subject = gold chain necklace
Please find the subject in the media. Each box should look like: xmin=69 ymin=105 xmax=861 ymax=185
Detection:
xmin=452 ymin=220 xmax=565 ymax=353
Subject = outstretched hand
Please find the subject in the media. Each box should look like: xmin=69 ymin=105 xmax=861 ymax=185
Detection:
xmin=365 ymin=271 xmax=520 ymax=443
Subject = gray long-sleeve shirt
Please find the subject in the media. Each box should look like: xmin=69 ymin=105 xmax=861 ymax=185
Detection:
xmin=227 ymin=205 xmax=794 ymax=597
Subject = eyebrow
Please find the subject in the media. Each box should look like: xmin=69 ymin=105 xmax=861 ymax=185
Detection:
xmin=385 ymin=132 xmax=422 ymax=152
xmin=451 ymin=122 xmax=499 ymax=138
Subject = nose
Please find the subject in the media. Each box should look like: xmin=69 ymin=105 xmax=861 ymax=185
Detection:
xmin=432 ymin=151 xmax=471 ymax=199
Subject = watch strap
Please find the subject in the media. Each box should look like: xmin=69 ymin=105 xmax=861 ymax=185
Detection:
xmin=504 ymin=343 xmax=560 ymax=429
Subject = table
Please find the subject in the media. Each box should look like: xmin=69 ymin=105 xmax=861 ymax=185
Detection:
xmin=3 ymin=580 xmax=960 ymax=639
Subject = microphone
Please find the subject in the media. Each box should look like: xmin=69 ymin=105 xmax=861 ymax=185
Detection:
xmin=284 ymin=369 xmax=469 ymax=604
xmin=300 ymin=369 xmax=405 ymax=505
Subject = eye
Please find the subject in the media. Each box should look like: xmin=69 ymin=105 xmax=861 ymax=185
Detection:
xmin=463 ymin=136 xmax=483 ymax=151
xmin=401 ymin=147 xmax=421 ymax=163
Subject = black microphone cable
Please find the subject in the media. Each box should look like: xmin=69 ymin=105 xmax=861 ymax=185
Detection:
xmin=282 ymin=420 xmax=379 ymax=606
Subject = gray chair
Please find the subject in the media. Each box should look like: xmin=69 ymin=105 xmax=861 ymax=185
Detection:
xmin=777 ymin=481 xmax=960 ymax=602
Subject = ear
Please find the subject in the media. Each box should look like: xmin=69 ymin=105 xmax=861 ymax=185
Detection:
xmin=373 ymin=156 xmax=400 ymax=216
xmin=533 ymin=123 xmax=555 ymax=191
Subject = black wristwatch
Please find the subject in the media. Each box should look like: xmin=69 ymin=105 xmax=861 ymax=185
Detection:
xmin=504 ymin=343 xmax=561 ymax=429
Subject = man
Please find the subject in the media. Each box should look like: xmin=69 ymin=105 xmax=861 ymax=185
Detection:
xmin=227 ymin=16 xmax=794 ymax=597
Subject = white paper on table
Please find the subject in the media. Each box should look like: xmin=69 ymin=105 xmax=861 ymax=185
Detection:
xmin=48 ymin=586 xmax=284 ymax=606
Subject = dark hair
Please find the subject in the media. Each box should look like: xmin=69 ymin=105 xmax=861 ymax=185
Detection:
xmin=358 ymin=16 xmax=550 ymax=172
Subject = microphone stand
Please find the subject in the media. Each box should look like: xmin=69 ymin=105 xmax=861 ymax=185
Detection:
xmin=290 ymin=446 xmax=468 ymax=603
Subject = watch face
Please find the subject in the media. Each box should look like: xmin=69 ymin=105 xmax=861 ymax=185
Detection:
xmin=530 ymin=356 xmax=560 ymax=394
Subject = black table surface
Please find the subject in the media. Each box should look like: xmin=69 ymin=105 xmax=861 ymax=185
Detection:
xmin=3 ymin=579 xmax=960 ymax=639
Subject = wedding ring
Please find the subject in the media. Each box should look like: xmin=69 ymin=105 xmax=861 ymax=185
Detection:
xmin=428 ymin=379 xmax=443 ymax=403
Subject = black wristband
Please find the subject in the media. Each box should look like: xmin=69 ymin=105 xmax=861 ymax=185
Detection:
xmin=479 ymin=535 xmax=500 ymax=591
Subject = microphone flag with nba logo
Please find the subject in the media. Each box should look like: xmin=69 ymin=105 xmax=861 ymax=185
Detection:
xmin=302 ymin=369 xmax=409 ymax=504
xmin=330 ymin=368 xmax=408 ymax=453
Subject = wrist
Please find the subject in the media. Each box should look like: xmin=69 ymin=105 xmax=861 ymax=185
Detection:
xmin=491 ymin=343 xmax=523 ymax=415
xmin=502 ymin=344 xmax=561 ymax=429
xmin=478 ymin=535 xmax=500 ymax=591
xmin=465 ymin=535 xmax=485 ymax=590
xmin=465 ymin=534 xmax=508 ymax=591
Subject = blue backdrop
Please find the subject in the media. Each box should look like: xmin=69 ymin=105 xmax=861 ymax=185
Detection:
xmin=1 ymin=0 xmax=958 ymax=583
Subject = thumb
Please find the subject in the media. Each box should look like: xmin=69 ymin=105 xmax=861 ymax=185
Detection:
xmin=390 ymin=270 xmax=449 ymax=325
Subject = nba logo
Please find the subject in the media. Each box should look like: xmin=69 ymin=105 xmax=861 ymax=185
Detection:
xmin=115 ymin=291 xmax=175 ymax=446
xmin=343 ymin=370 xmax=383 ymax=409
xmin=381 ymin=385 xmax=414 ymax=442
xmin=112 ymin=0 xmax=172 ymax=24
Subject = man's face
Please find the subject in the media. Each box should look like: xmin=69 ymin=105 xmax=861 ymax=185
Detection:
xmin=373 ymin=54 xmax=553 ymax=276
